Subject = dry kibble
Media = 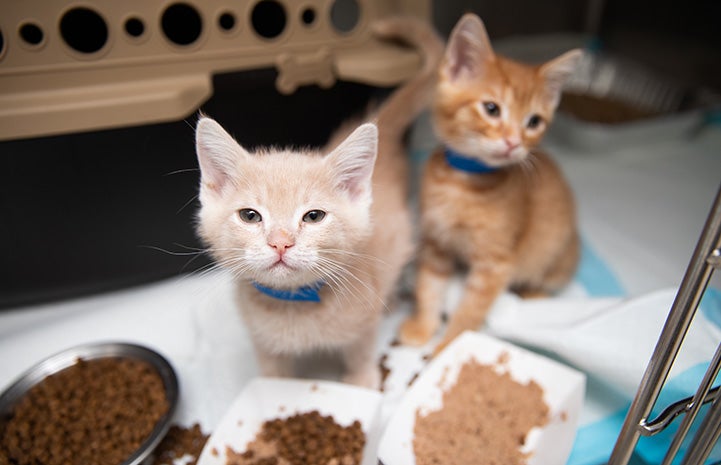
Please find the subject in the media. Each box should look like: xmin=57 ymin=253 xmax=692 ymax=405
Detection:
xmin=151 ymin=423 xmax=209 ymax=465
xmin=413 ymin=359 xmax=549 ymax=465
xmin=226 ymin=411 xmax=365 ymax=465
xmin=0 ymin=358 xmax=169 ymax=465
xmin=378 ymin=354 xmax=391 ymax=392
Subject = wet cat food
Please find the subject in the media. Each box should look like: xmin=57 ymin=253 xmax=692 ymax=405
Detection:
xmin=413 ymin=359 xmax=549 ymax=465
xmin=225 ymin=411 xmax=365 ymax=465
xmin=0 ymin=357 xmax=169 ymax=465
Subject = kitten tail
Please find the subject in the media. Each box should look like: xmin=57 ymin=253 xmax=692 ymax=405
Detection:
xmin=372 ymin=16 xmax=444 ymax=137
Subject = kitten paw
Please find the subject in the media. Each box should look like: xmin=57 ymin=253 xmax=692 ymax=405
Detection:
xmin=342 ymin=368 xmax=381 ymax=390
xmin=399 ymin=317 xmax=436 ymax=346
xmin=432 ymin=338 xmax=452 ymax=357
xmin=516 ymin=289 xmax=550 ymax=299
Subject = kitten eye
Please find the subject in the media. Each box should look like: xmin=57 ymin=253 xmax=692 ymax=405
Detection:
xmin=302 ymin=210 xmax=326 ymax=223
xmin=482 ymin=101 xmax=501 ymax=118
xmin=527 ymin=114 xmax=544 ymax=129
xmin=238 ymin=209 xmax=262 ymax=223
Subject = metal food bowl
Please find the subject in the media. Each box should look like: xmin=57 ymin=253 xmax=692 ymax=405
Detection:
xmin=0 ymin=342 xmax=179 ymax=465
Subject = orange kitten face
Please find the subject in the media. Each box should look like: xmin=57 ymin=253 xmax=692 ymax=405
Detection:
xmin=434 ymin=14 xmax=582 ymax=167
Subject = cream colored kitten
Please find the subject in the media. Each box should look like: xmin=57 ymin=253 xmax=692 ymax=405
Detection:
xmin=195 ymin=18 xmax=443 ymax=387
xmin=401 ymin=13 xmax=582 ymax=354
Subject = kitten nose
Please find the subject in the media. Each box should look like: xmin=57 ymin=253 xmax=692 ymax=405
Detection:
xmin=504 ymin=138 xmax=520 ymax=150
xmin=268 ymin=230 xmax=294 ymax=254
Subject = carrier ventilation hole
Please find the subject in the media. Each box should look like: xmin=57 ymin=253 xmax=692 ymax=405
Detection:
xmin=60 ymin=7 xmax=108 ymax=54
xmin=0 ymin=29 xmax=5 ymax=58
xmin=124 ymin=17 xmax=145 ymax=38
xmin=19 ymin=23 xmax=44 ymax=46
xmin=301 ymin=8 xmax=316 ymax=26
xmin=218 ymin=12 xmax=236 ymax=32
xmin=162 ymin=3 xmax=202 ymax=46
xmin=251 ymin=0 xmax=286 ymax=39
xmin=330 ymin=0 xmax=359 ymax=33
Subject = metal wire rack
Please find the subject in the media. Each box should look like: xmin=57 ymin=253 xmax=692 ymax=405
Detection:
xmin=608 ymin=183 xmax=721 ymax=464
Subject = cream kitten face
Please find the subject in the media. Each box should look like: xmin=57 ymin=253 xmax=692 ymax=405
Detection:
xmin=435 ymin=13 xmax=582 ymax=168
xmin=195 ymin=117 xmax=378 ymax=289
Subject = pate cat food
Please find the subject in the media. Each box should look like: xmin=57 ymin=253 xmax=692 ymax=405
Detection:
xmin=225 ymin=411 xmax=365 ymax=465
xmin=0 ymin=357 xmax=168 ymax=465
xmin=413 ymin=359 xmax=549 ymax=465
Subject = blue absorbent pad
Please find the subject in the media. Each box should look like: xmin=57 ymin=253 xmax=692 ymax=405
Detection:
xmin=564 ymin=243 xmax=721 ymax=464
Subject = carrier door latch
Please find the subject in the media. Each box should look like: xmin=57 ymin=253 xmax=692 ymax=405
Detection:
xmin=273 ymin=38 xmax=424 ymax=95
xmin=275 ymin=48 xmax=335 ymax=95
xmin=708 ymin=248 xmax=721 ymax=269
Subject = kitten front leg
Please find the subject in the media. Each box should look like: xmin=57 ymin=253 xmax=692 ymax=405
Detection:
xmin=516 ymin=231 xmax=580 ymax=298
xmin=540 ymin=231 xmax=580 ymax=294
xmin=434 ymin=261 xmax=513 ymax=355
xmin=401 ymin=241 xmax=454 ymax=346
xmin=254 ymin=346 xmax=295 ymax=378
xmin=341 ymin=329 xmax=381 ymax=389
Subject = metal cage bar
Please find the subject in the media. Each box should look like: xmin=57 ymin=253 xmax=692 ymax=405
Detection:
xmin=608 ymin=183 xmax=721 ymax=465
xmin=663 ymin=345 xmax=721 ymax=464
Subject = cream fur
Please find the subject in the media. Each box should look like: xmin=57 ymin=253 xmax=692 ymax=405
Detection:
xmin=194 ymin=17 xmax=443 ymax=388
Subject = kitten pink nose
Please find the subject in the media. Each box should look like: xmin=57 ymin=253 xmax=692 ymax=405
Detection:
xmin=504 ymin=138 xmax=520 ymax=150
xmin=268 ymin=230 xmax=294 ymax=255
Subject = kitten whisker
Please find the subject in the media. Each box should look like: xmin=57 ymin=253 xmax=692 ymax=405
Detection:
xmin=519 ymin=152 xmax=541 ymax=182
xmin=142 ymin=243 xmax=241 ymax=272
xmin=187 ymin=261 xmax=226 ymax=280
xmin=321 ymin=268 xmax=374 ymax=313
xmin=138 ymin=245 xmax=205 ymax=257
xmin=316 ymin=257 xmax=388 ymax=313
xmin=136 ymin=244 xmax=210 ymax=274
xmin=164 ymin=167 xmax=199 ymax=177
xmin=173 ymin=243 xmax=207 ymax=252
xmin=319 ymin=256 xmax=376 ymax=282
xmin=177 ymin=194 xmax=200 ymax=214
xmin=189 ymin=254 xmax=250 ymax=281
xmin=323 ymin=249 xmax=389 ymax=267
xmin=311 ymin=267 xmax=357 ymax=311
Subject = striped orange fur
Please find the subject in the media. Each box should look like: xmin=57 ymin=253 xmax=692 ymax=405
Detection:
xmin=401 ymin=13 xmax=583 ymax=354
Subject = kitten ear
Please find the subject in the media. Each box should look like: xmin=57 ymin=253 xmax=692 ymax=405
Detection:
xmin=539 ymin=49 xmax=583 ymax=108
xmin=327 ymin=123 xmax=378 ymax=201
xmin=195 ymin=116 xmax=247 ymax=194
xmin=444 ymin=13 xmax=494 ymax=82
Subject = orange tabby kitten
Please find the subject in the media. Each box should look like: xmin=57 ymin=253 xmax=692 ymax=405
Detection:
xmin=400 ymin=13 xmax=582 ymax=353
xmin=195 ymin=18 xmax=442 ymax=388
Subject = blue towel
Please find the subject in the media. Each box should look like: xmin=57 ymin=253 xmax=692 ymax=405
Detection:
xmin=567 ymin=242 xmax=721 ymax=464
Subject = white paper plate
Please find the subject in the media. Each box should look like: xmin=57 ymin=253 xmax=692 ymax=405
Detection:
xmin=197 ymin=377 xmax=383 ymax=465
xmin=378 ymin=331 xmax=586 ymax=465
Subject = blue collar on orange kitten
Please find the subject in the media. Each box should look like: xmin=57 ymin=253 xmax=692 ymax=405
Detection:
xmin=444 ymin=147 xmax=499 ymax=174
xmin=252 ymin=281 xmax=325 ymax=302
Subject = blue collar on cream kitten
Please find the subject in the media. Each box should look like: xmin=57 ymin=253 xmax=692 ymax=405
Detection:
xmin=444 ymin=147 xmax=499 ymax=174
xmin=252 ymin=281 xmax=326 ymax=302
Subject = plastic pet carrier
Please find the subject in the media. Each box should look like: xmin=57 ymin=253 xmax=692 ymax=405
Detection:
xmin=0 ymin=0 xmax=430 ymax=308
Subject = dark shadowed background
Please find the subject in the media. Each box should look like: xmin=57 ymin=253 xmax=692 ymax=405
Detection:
xmin=1 ymin=0 xmax=718 ymax=309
